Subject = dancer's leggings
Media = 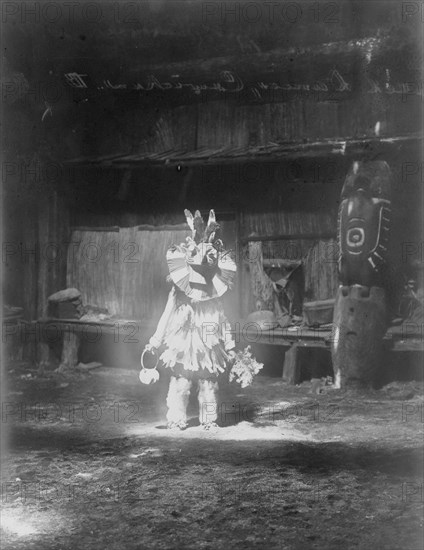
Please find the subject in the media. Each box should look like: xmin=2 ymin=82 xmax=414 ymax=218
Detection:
xmin=166 ymin=376 xmax=219 ymax=424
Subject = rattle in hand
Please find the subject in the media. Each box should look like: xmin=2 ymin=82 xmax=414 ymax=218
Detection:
xmin=139 ymin=347 xmax=160 ymax=385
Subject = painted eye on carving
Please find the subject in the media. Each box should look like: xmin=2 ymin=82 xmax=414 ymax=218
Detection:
xmin=347 ymin=228 xmax=365 ymax=248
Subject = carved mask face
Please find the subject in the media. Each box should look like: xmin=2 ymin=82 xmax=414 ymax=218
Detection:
xmin=185 ymin=241 xmax=219 ymax=282
xmin=166 ymin=209 xmax=236 ymax=301
xmin=339 ymin=161 xmax=392 ymax=286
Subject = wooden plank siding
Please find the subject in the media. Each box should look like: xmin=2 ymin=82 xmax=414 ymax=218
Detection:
xmin=67 ymin=227 xmax=190 ymax=322
xmin=66 ymin=219 xmax=239 ymax=323
xmin=129 ymin=97 xmax=418 ymax=161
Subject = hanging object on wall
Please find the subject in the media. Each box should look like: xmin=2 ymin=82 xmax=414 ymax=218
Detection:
xmin=247 ymin=240 xmax=275 ymax=311
xmin=263 ymin=259 xmax=304 ymax=319
xmin=331 ymin=160 xmax=393 ymax=388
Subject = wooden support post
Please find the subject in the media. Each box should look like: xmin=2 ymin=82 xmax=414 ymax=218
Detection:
xmin=37 ymin=342 xmax=51 ymax=376
xmin=282 ymin=344 xmax=301 ymax=385
xmin=331 ymin=285 xmax=387 ymax=388
xmin=57 ymin=332 xmax=81 ymax=372
xmin=333 ymin=160 xmax=392 ymax=388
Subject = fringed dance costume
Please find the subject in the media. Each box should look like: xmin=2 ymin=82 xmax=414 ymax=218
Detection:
xmin=146 ymin=209 xmax=237 ymax=429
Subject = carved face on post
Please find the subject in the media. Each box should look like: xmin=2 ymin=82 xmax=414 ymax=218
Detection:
xmin=338 ymin=161 xmax=392 ymax=288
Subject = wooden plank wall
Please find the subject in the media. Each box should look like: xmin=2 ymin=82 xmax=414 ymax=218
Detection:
xmin=66 ymin=219 xmax=240 ymax=322
xmin=67 ymin=227 xmax=191 ymax=322
xmin=130 ymin=97 xmax=385 ymax=317
xmin=135 ymin=96 xmax=417 ymax=156
xmin=19 ymin=187 xmax=70 ymax=320
xmin=66 ymin=90 xmax=420 ymax=321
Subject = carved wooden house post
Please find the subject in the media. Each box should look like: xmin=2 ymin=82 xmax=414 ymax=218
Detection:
xmin=331 ymin=161 xmax=392 ymax=388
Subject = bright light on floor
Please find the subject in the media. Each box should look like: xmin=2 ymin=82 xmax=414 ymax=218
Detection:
xmin=1 ymin=511 xmax=38 ymax=537
xmin=125 ymin=420 xmax=314 ymax=441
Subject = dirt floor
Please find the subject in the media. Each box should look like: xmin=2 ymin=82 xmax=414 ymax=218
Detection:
xmin=1 ymin=360 xmax=423 ymax=550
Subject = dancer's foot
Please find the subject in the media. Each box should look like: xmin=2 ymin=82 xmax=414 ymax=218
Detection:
xmin=167 ymin=421 xmax=188 ymax=431
xmin=202 ymin=421 xmax=219 ymax=432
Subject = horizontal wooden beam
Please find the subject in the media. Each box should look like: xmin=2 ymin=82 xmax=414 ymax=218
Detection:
xmin=71 ymin=226 xmax=120 ymax=232
xmin=241 ymin=233 xmax=336 ymax=244
xmin=70 ymin=224 xmax=191 ymax=232
xmin=65 ymin=134 xmax=422 ymax=169
xmin=137 ymin=224 xmax=189 ymax=231
xmin=61 ymin=34 xmax=420 ymax=103
xmin=126 ymin=36 xmax=373 ymax=78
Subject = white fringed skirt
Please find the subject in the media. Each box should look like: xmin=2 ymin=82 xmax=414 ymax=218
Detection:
xmin=159 ymin=298 xmax=230 ymax=377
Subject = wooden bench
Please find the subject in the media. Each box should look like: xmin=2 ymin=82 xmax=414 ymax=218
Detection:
xmin=34 ymin=318 xmax=154 ymax=372
xmin=33 ymin=318 xmax=424 ymax=379
xmin=240 ymin=324 xmax=424 ymax=384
